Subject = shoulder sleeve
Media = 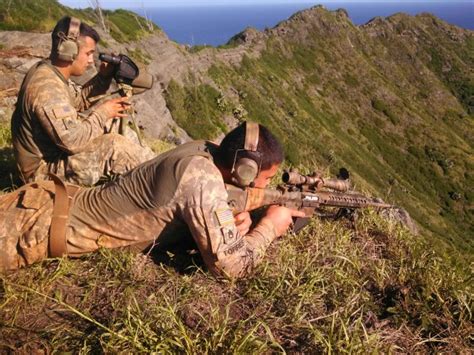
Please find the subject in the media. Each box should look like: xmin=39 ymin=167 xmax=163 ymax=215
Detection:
xmin=29 ymin=71 xmax=109 ymax=154
xmin=177 ymin=156 xmax=277 ymax=278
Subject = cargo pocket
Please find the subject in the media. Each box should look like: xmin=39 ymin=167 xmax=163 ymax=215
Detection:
xmin=0 ymin=208 xmax=25 ymax=271
xmin=17 ymin=187 xmax=54 ymax=265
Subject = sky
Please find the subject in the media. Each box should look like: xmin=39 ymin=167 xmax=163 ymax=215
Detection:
xmin=59 ymin=0 xmax=465 ymax=10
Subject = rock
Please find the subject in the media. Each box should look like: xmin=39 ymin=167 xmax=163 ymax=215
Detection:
xmin=16 ymin=58 xmax=41 ymax=73
xmin=227 ymin=27 xmax=261 ymax=45
xmin=381 ymin=207 xmax=419 ymax=235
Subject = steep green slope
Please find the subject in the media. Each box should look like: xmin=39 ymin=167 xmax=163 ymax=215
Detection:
xmin=0 ymin=0 xmax=158 ymax=42
xmin=1 ymin=213 xmax=472 ymax=352
xmin=165 ymin=7 xmax=473 ymax=253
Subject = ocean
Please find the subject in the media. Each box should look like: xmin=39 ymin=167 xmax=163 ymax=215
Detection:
xmin=130 ymin=2 xmax=474 ymax=46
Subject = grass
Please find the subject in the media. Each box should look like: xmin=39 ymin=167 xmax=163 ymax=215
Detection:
xmin=371 ymin=98 xmax=400 ymax=125
xmin=0 ymin=0 xmax=157 ymax=43
xmin=0 ymin=122 xmax=18 ymax=192
xmin=1 ymin=212 xmax=471 ymax=352
xmin=105 ymin=8 xmax=159 ymax=43
xmin=164 ymin=80 xmax=227 ymax=140
xmin=126 ymin=47 xmax=152 ymax=65
xmin=188 ymin=44 xmax=213 ymax=53
xmin=0 ymin=0 xmax=74 ymax=32
xmin=145 ymin=137 xmax=176 ymax=155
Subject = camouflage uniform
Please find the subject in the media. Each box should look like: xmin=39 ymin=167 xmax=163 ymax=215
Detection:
xmin=11 ymin=60 xmax=154 ymax=185
xmin=0 ymin=141 xmax=277 ymax=278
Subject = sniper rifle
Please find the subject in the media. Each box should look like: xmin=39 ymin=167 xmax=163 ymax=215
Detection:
xmin=226 ymin=168 xmax=394 ymax=232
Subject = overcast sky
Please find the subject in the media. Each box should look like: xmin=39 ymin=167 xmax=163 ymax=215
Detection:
xmin=59 ymin=0 xmax=463 ymax=9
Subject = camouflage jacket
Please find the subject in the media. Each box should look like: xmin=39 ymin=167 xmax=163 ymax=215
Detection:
xmin=11 ymin=60 xmax=112 ymax=182
xmin=67 ymin=141 xmax=277 ymax=278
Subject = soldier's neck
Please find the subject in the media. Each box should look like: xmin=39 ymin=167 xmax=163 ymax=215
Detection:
xmin=55 ymin=66 xmax=71 ymax=80
xmin=50 ymin=57 xmax=72 ymax=80
xmin=218 ymin=166 xmax=233 ymax=185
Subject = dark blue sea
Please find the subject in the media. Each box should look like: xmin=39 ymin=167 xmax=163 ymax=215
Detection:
xmin=131 ymin=2 xmax=473 ymax=46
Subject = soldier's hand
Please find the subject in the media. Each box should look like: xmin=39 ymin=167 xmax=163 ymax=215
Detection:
xmin=97 ymin=97 xmax=130 ymax=119
xmin=263 ymin=205 xmax=306 ymax=237
xmin=234 ymin=211 xmax=252 ymax=236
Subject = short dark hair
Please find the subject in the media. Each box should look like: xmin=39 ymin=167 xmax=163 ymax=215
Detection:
xmin=216 ymin=122 xmax=284 ymax=171
xmin=51 ymin=16 xmax=100 ymax=55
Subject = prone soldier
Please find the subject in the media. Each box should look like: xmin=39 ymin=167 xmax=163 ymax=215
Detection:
xmin=11 ymin=16 xmax=154 ymax=186
xmin=0 ymin=122 xmax=305 ymax=278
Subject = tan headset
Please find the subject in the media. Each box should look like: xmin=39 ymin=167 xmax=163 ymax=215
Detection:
xmin=231 ymin=121 xmax=261 ymax=187
xmin=57 ymin=17 xmax=81 ymax=62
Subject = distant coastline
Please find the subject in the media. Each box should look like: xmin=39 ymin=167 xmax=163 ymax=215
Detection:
xmin=130 ymin=2 xmax=474 ymax=46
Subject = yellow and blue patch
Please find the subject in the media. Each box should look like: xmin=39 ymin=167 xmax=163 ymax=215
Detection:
xmin=214 ymin=208 xmax=234 ymax=227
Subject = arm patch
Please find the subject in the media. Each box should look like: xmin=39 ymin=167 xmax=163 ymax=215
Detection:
xmin=52 ymin=105 xmax=74 ymax=119
xmin=215 ymin=208 xmax=240 ymax=244
xmin=214 ymin=208 xmax=234 ymax=227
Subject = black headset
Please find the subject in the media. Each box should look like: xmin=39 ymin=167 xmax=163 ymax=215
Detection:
xmin=231 ymin=122 xmax=261 ymax=187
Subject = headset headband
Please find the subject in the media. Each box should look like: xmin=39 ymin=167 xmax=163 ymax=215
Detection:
xmin=68 ymin=17 xmax=81 ymax=41
xmin=244 ymin=122 xmax=259 ymax=152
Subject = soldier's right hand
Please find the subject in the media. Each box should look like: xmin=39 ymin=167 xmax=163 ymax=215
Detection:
xmin=97 ymin=97 xmax=130 ymax=119
xmin=263 ymin=205 xmax=306 ymax=237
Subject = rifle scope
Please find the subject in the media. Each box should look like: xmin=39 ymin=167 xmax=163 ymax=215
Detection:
xmin=282 ymin=171 xmax=350 ymax=192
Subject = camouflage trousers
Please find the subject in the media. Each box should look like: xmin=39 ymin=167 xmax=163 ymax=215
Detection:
xmin=0 ymin=181 xmax=151 ymax=272
xmin=0 ymin=182 xmax=56 ymax=271
xmin=35 ymin=126 xmax=155 ymax=186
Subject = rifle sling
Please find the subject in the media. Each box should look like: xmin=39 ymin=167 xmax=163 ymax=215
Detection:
xmin=48 ymin=174 xmax=80 ymax=258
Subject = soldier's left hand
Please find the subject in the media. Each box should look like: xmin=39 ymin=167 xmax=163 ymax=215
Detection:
xmin=234 ymin=211 xmax=252 ymax=236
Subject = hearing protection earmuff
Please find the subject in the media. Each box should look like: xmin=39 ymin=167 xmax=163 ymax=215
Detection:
xmin=57 ymin=17 xmax=81 ymax=62
xmin=231 ymin=122 xmax=261 ymax=188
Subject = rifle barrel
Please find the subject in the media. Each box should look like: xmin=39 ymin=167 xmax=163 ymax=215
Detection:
xmin=304 ymin=191 xmax=393 ymax=209
xmin=226 ymin=184 xmax=393 ymax=213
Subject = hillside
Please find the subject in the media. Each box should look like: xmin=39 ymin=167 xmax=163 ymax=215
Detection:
xmin=0 ymin=2 xmax=473 ymax=352
xmin=164 ymin=7 xmax=474 ymax=254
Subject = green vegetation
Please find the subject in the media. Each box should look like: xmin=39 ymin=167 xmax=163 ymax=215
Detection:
xmin=1 ymin=213 xmax=471 ymax=352
xmin=127 ymin=47 xmax=152 ymax=65
xmin=105 ymin=8 xmax=159 ymax=43
xmin=427 ymin=48 xmax=474 ymax=114
xmin=188 ymin=44 xmax=213 ymax=53
xmin=164 ymin=80 xmax=227 ymax=139
xmin=0 ymin=122 xmax=18 ymax=192
xmin=371 ymin=98 xmax=400 ymax=125
xmin=0 ymin=0 xmax=157 ymax=43
xmin=145 ymin=137 xmax=176 ymax=155
xmin=0 ymin=0 xmax=75 ymax=32
xmin=184 ymin=9 xmax=474 ymax=254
